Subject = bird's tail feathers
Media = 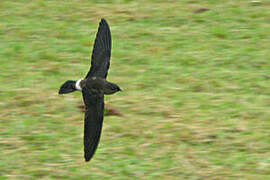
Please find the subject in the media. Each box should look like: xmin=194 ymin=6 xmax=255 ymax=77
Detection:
xmin=58 ymin=80 xmax=77 ymax=94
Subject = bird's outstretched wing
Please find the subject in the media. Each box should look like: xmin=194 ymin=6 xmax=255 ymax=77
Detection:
xmin=82 ymin=89 xmax=104 ymax=162
xmin=86 ymin=18 xmax=111 ymax=79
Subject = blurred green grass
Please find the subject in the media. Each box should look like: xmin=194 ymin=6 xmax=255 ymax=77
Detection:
xmin=0 ymin=0 xmax=270 ymax=179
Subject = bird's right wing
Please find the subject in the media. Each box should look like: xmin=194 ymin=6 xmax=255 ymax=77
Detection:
xmin=82 ymin=89 xmax=104 ymax=162
xmin=86 ymin=18 xmax=111 ymax=79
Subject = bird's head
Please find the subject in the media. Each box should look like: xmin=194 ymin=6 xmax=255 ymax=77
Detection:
xmin=104 ymin=82 xmax=122 ymax=95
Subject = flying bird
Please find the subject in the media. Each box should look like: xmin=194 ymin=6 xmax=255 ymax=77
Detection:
xmin=59 ymin=19 xmax=121 ymax=162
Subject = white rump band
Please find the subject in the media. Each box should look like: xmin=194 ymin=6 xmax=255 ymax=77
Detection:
xmin=75 ymin=79 xmax=83 ymax=91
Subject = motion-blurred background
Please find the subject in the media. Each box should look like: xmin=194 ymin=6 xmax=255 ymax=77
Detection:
xmin=0 ymin=0 xmax=269 ymax=179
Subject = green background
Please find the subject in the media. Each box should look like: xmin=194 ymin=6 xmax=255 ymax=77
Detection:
xmin=0 ymin=0 xmax=269 ymax=179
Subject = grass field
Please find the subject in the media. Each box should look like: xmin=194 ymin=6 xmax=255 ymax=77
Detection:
xmin=0 ymin=0 xmax=270 ymax=179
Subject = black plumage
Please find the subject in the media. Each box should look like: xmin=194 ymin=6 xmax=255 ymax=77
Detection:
xmin=82 ymin=90 xmax=104 ymax=162
xmin=86 ymin=19 xmax=111 ymax=79
xmin=59 ymin=18 xmax=121 ymax=162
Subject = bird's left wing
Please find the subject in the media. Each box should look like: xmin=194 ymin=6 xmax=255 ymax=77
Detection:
xmin=86 ymin=18 xmax=111 ymax=79
xmin=82 ymin=89 xmax=104 ymax=162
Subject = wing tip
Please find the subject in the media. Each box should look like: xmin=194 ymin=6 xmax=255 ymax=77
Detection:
xmin=100 ymin=18 xmax=109 ymax=27
xmin=85 ymin=152 xmax=95 ymax=162
xmin=100 ymin=18 xmax=106 ymax=23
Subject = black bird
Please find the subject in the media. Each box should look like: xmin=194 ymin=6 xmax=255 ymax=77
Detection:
xmin=59 ymin=19 xmax=121 ymax=162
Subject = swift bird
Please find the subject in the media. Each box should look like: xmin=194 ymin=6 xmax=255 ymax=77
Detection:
xmin=58 ymin=19 xmax=121 ymax=162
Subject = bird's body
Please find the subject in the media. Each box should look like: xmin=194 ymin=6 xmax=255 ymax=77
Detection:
xmin=59 ymin=19 xmax=121 ymax=162
xmin=79 ymin=77 xmax=121 ymax=96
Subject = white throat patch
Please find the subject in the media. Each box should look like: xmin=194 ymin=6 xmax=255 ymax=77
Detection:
xmin=75 ymin=79 xmax=83 ymax=91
